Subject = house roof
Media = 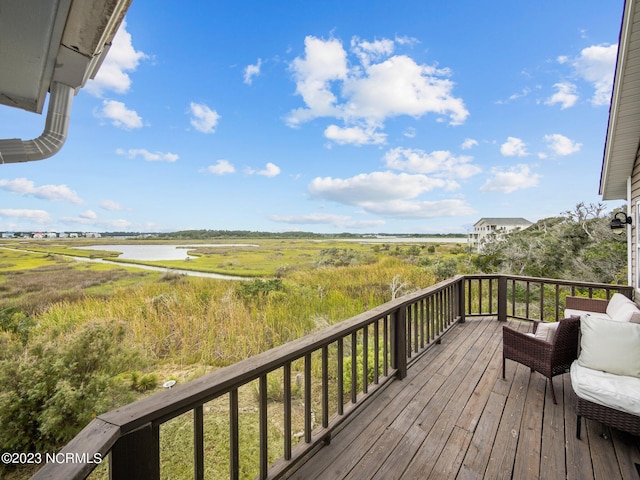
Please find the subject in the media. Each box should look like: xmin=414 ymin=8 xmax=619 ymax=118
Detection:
xmin=473 ymin=218 xmax=533 ymax=227
xmin=600 ymin=0 xmax=640 ymax=201
xmin=0 ymin=0 xmax=132 ymax=114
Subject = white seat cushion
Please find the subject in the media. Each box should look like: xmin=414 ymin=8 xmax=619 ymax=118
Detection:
xmin=563 ymin=309 xmax=611 ymax=321
xmin=571 ymin=362 xmax=640 ymax=416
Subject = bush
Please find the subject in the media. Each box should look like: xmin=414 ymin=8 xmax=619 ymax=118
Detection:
xmin=0 ymin=320 xmax=145 ymax=453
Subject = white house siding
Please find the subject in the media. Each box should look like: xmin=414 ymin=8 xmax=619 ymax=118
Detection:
xmin=632 ymin=152 xmax=640 ymax=289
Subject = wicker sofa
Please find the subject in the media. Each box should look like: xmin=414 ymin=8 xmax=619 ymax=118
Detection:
xmin=564 ymin=293 xmax=640 ymax=323
xmin=565 ymin=294 xmax=640 ymax=438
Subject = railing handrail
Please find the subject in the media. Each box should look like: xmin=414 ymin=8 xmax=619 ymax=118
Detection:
xmin=464 ymin=273 xmax=632 ymax=292
xmin=98 ymin=275 xmax=465 ymax=434
xmin=31 ymin=274 xmax=631 ymax=479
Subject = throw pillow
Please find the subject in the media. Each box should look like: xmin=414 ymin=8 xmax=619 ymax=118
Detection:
xmin=534 ymin=321 xmax=559 ymax=342
xmin=578 ymin=316 xmax=640 ymax=378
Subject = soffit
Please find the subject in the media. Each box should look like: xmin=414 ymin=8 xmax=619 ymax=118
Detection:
xmin=601 ymin=0 xmax=640 ymax=200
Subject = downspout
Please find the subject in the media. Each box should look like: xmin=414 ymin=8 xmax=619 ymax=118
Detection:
xmin=628 ymin=176 xmax=633 ymax=288
xmin=0 ymin=81 xmax=74 ymax=164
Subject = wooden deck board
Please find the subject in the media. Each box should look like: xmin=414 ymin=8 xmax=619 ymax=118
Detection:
xmin=283 ymin=317 xmax=640 ymax=480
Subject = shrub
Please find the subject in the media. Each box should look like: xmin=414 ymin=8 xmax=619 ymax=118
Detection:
xmin=0 ymin=320 xmax=145 ymax=453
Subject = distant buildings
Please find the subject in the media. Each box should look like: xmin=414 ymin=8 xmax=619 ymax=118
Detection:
xmin=469 ymin=217 xmax=533 ymax=252
xmin=0 ymin=231 xmax=96 ymax=239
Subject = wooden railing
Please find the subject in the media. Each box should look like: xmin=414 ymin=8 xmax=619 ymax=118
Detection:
xmin=32 ymin=275 xmax=632 ymax=479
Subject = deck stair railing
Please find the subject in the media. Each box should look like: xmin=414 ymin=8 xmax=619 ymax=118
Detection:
xmin=32 ymin=274 xmax=632 ymax=479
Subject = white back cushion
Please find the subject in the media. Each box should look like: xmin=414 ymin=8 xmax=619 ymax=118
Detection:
xmin=534 ymin=322 xmax=559 ymax=343
xmin=578 ymin=316 xmax=640 ymax=378
xmin=606 ymin=293 xmax=634 ymax=319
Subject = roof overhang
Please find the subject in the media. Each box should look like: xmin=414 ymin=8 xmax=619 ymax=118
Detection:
xmin=0 ymin=0 xmax=132 ymax=114
xmin=600 ymin=0 xmax=640 ymax=201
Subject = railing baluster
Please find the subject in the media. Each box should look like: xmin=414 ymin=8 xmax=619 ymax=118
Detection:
xmin=230 ymin=389 xmax=239 ymax=480
xmin=284 ymin=363 xmax=292 ymax=460
xmin=337 ymin=340 xmax=344 ymax=415
xmin=304 ymin=353 xmax=312 ymax=443
xmin=413 ymin=302 xmax=419 ymax=353
xmin=351 ymin=333 xmax=357 ymax=403
xmin=259 ymin=374 xmax=268 ymax=479
xmin=488 ymin=277 xmax=493 ymax=313
xmin=322 ymin=346 xmax=329 ymax=428
xmin=540 ymin=281 xmax=545 ymax=321
xmin=194 ymin=406 xmax=204 ymax=480
xmin=362 ymin=329 xmax=369 ymax=394
xmin=374 ymin=320 xmax=380 ymax=384
xmin=383 ymin=315 xmax=389 ymax=376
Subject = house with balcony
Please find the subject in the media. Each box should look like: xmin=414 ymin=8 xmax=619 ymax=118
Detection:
xmin=1 ymin=1 xmax=639 ymax=479
xmin=469 ymin=217 xmax=533 ymax=252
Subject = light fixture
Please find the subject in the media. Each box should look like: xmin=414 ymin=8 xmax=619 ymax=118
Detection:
xmin=610 ymin=211 xmax=632 ymax=234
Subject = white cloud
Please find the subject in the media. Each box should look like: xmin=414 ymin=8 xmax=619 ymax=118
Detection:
xmin=286 ymin=35 xmax=468 ymax=131
xmin=573 ymin=44 xmax=617 ymax=106
xmin=189 ymin=102 xmax=221 ymax=133
xmin=500 ymin=137 xmax=528 ymax=157
xmin=244 ymin=59 xmax=262 ymax=85
xmin=403 ymin=127 xmax=416 ymax=138
xmin=59 ymin=212 xmax=133 ymax=230
xmin=309 ymin=171 xmax=447 ymax=204
xmin=545 ymin=82 xmax=578 ymax=109
xmin=269 ymin=213 xmax=385 ymax=229
xmin=207 ymin=160 xmax=236 ymax=175
xmin=100 ymin=200 xmax=126 ymax=211
xmin=287 ymin=36 xmax=348 ymax=126
xmin=257 ymin=163 xmax=281 ymax=177
xmin=361 ymin=199 xmax=475 ymax=218
xmin=350 ymin=36 xmax=395 ymax=66
xmin=342 ymin=54 xmax=468 ymax=124
xmin=79 ymin=210 xmax=98 ymax=220
xmin=0 ymin=209 xmax=51 ymax=224
xmin=324 ymin=124 xmax=386 ymax=145
xmin=85 ymin=21 xmax=147 ymax=97
xmin=480 ymin=164 xmax=540 ymax=193
xmin=307 ymin=170 xmax=475 ymax=219
xmin=544 ymin=133 xmax=582 ymax=156
xmin=461 ymin=138 xmax=478 ymax=150
xmin=100 ymin=100 xmax=143 ymax=129
xmin=0 ymin=178 xmax=83 ymax=204
xmin=116 ymin=148 xmax=178 ymax=162
xmin=383 ymin=147 xmax=481 ymax=180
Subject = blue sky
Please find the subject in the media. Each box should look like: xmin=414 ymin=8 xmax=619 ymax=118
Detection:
xmin=0 ymin=0 xmax=626 ymax=234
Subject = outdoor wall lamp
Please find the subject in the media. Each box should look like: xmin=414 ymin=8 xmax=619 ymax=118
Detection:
xmin=610 ymin=211 xmax=632 ymax=234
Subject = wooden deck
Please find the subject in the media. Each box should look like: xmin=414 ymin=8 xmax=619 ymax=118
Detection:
xmin=285 ymin=317 xmax=640 ymax=480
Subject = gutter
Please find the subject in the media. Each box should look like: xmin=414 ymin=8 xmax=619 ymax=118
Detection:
xmin=0 ymin=82 xmax=74 ymax=164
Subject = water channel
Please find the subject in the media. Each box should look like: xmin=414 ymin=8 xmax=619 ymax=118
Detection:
xmin=73 ymin=244 xmax=259 ymax=280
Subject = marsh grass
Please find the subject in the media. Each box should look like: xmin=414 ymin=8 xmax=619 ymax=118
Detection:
xmin=0 ymin=239 xmax=468 ymax=479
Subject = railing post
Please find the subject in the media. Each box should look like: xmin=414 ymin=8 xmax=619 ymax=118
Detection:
xmin=391 ymin=307 xmax=407 ymax=380
xmin=498 ymin=276 xmax=507 ymax=322
xmin=458 ymin=277 xmax=466 ymax=323
xmin=110 ymin=423 xmax=160 ymax=479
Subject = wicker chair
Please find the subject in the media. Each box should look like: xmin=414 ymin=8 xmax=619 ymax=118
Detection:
xmin=502 ymin=316 xmax=580 ymax=404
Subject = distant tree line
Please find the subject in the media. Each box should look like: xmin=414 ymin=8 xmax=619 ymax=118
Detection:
xmin=156 ymin=230 xmax=364 ymax=239
xmin=473 ymin=202 xmax=627 ymax=284
xmin=155 ymin=230 xmax=466 ymax=240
